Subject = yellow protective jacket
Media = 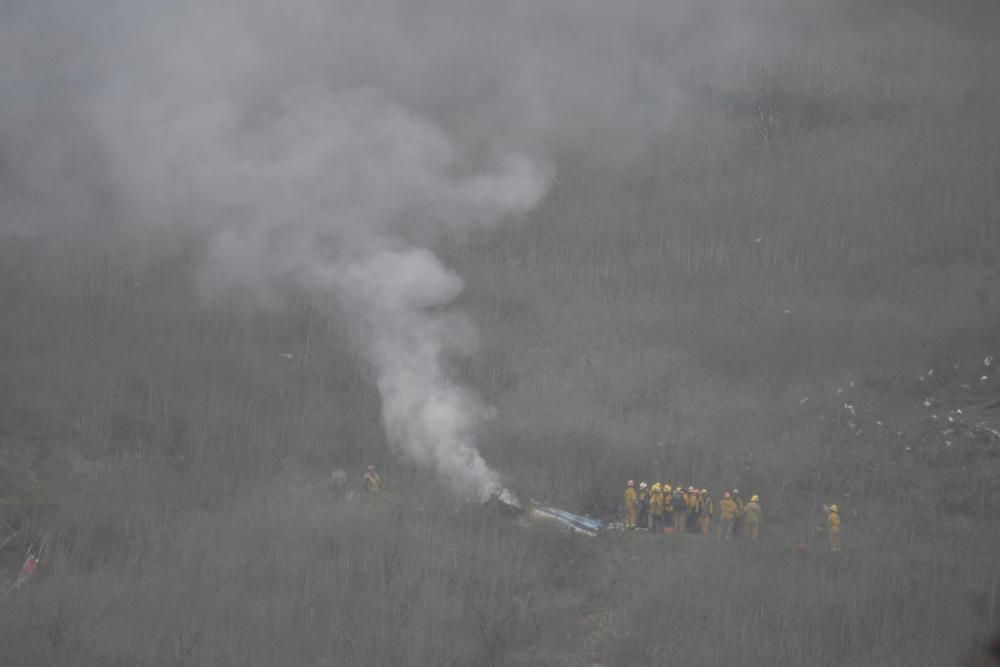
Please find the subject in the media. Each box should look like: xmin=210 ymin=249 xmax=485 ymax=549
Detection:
xmin=743 ymin=501 xmax=761 ymax=524
xmin=650 ymin=491 xmax=664 ymax=515
xmin=733 ymin=497 xmax=744 ymax=516
xmin=828 ymin=511 xmax=841 ymax=532
xmin=701 ymin=497 xmax=714 ymax=517
xmin=720 ymin=498 xmax=738 ymax=520
xmin=624 ymin=487 xmax=638 ymax=511
xmin=663 ymin=493 xmax=673 ymax=512
xmin=686 ymin=493 xmax=699 ymax=512
xmin=364 ymin=472 xmax=381 ymax=494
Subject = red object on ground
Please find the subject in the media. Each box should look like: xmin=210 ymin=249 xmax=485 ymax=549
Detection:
xmin=20 ymin=555 xmax=38 ymax=577
xmin=663 ymin=527 xmax=674 ymax=534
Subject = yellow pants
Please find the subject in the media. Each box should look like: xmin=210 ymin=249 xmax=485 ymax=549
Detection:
xmin=828 ymin=529 xmax=841 ymax=551
xmin=626 ymin=507 xmax=637 ymax=528
xmin=746 ymin=522 xmax=760 ymax=540
xmin=699 ymin=515 xmax=711 ymax=535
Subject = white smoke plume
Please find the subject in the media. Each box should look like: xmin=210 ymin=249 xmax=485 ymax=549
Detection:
xmin=94 ymin=78 xmax=548 ymax=500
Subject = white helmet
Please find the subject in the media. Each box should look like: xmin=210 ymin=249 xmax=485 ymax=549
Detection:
xmin=639 ymin=482 xmax=648 ymax=489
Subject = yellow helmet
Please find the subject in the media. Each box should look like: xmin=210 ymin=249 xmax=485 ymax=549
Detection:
xmin=651 ymin=483 xmax=662 ymax=492
xmin=830 ymin=504 xmax=839 ymax=512
xmin=751 ymin=495 xmax=759 ymax=502
xmin=664 ymin=484 xmax=672 ymax=492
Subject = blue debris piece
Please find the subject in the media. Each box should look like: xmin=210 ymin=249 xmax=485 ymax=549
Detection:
xmin=531 ymin=504 xmax=603 ymax=536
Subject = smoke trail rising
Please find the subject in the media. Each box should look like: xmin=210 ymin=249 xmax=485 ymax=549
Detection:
xmin=93 ymin=79 xmax=548 ymax=498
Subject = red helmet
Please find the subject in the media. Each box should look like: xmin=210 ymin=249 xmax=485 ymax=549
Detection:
xmin=627 ymin=480 xmax=634 ymax=487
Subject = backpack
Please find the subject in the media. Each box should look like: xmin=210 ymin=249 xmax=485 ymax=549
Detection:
xmin=673 ymin=492 xmax=687 ymax=512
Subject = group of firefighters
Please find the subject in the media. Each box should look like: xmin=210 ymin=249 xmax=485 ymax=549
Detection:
xmin=622 ymin=480 xmax=842 ymax=550
xmin=623 ymin=481 xmax=758 ymax=539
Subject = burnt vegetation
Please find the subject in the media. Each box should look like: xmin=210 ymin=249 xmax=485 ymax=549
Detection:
xmin=3 ymin=1 xmax=1000 ymax=665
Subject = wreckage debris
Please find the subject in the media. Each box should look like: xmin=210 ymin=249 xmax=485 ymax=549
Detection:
xmin=529 ymin=505 xmax=602 ymax=537
xmin=13 ymin=553 xmax=39 ymax=591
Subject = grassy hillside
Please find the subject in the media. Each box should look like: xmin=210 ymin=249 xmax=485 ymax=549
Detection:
xmin=2 ymin=2 xmax=1000 ymax=664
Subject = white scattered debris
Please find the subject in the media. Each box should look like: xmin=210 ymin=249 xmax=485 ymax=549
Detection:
xmin=755 ymin=238 xmax=763 ymax=243
xmin=927 ymin=369 xmax=934 ymax=376
xmin=986 ymin=355 xmax=993 ymax=367
xmin=905 ymin=446 xmax=911 ymax=451
xmin=919 ymin=376 xmax=925 ymax=382
xmin=784 ymin=309 xmax=792 ymax=314
xmin=922 ymin=399 xmax=932 ymax=408
xmin=945 ymin=441 xmax=952 ymax=447
xmin=931 ymin=414 xmax=938 ymax=420
xmin=876 ymin=421 xmax=883 ymax=426
xmin=956 ymin=409 xmax=963 ymax=414
xmin=980 ymin=375 xmax=989 ymax=383
xmin=961 ymin=384 xmax=972 ymax=391
xmin=800 ymin=397 xmax=809 ymax=404
xmin=847 ymin=421 xmax=857 ymax=429
xmin=942 ymin=429 xmax=954 ymax=435
xmin=849 ymin=381 xmax=855 ymax=388
xmin=278 ymin=352 xmax=294 ymax=360
xmin=836 ymin=388 xmax=843 ymax=394
xmin=844 ymin=403 xmax=855 ymax=416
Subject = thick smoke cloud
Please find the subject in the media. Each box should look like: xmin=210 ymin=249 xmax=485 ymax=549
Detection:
xmin=0 ymin=0 xmax=849 ymax=498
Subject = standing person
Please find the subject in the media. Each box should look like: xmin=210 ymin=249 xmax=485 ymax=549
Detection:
xmin=637 ymin=483 xmax=650 ymax=530
xmin=363 ymin=464 xmax=382 ymax=495
xmin=743 ymin=495 xmax=762 ymax=540
xmin=672 ymin=485 xmax=687 ymax=533
xmin=662 ymin=484 xmax=674 ymax=532
xmin=732 ymin=489 xmax=745 ymax=537
xmin=624 ymin=480 xmax=638 ymax=529
xmin=719 ymin=492 xmax=738 ymax=540
xmin=827 ymin=504 xmax=841 ymax=552
xmin=698 ymin=489 xmax=713 ymax=535
xmin=686 ymin=487 xmax=700 ymax=533
xmin=649 ymin=483 xmax=664 ymax=532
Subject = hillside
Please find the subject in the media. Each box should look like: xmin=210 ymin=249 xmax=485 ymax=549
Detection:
xmin=2 ymin=0 xmax=1000 ymax=664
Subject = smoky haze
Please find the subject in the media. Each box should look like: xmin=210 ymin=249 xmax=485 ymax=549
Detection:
xmin=0 ymin=0 xmax=840 ymax=497
xmin=3 ymin=2 xmax=1000 ymax=664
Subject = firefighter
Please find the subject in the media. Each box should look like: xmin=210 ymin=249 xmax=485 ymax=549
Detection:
xmin=649 ymin=483 xmax=664 ymax=532
xmin=672 ymin=485 xmax=687 ymax=533
xmin=686 ymin=486 xmax=700 ymax=533
xmin=827 ymin=504 xmax=841 ymax=552
xmin=719 ymin=492 xmax=738 ymax=540
xmin=363 ymin=464 xmax=381 ymax=495
xmin=637 ymin=483 xmax=650 ymax=530
xmin=698 ymin=489 xmax=713 ymax=535
xmin=624 ymin=480 xmax=638 ymax=529
xmin=662 ymin=484 xmax=674 ymax=531
xmin=743 ymin=494 xmax=762 ymax=540
xmin=732 ymin=489 xmax=745 ymax=513
xmin=732 ymin=489 xmax=745 ymax=537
